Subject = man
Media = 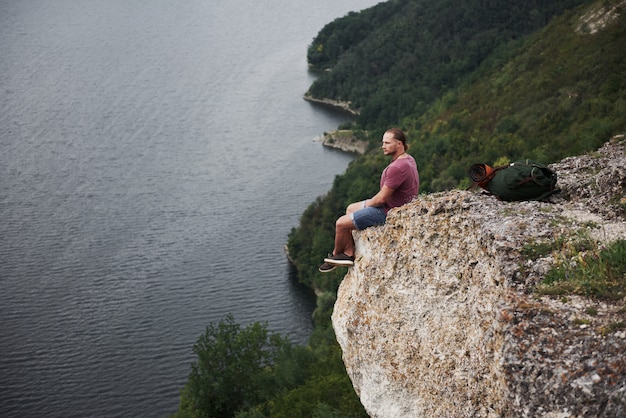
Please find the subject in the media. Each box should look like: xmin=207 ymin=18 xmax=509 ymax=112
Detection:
xmin=319 ymin=128 xmax=419 ymax=272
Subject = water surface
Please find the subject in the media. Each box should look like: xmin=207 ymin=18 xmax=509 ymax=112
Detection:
xmin=0 ymin=0 xmax=381 ymax=416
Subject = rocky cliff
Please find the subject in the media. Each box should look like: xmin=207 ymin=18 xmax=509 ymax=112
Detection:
xmin=332 ymin=136 xmax=626 ymax=417
xmin=320 ymin=130 xmax=369 ymax=154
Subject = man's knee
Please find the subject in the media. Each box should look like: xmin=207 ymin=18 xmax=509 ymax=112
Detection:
xmin=336 ymin=214 xmax=355 ymax=230
xmin=346 ymin=201 xmax=362 ymax=215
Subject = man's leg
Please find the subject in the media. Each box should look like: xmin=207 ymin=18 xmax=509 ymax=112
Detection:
xmin=332 ymin=213 xmax=356 ymax=257
xmin=345 ymin=201 xmax=362 ymax=216
xmin=332 ymin=201 xmax=364 ymax=257
xmin=319 ymin=202 xmax=363 ymax=272
xmin=320 ymin=201 xmax=374 ymax=272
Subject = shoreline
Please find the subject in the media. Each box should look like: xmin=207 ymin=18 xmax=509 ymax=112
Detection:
xmin=302 ymin=94 xmax=360 ymax=116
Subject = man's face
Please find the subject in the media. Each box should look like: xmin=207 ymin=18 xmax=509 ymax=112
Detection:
xmin=381 ymin=132 xmax=402 ymax=156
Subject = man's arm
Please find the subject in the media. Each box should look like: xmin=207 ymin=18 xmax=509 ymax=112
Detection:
xmin=365 ymin=185 xmax=395 ymax=208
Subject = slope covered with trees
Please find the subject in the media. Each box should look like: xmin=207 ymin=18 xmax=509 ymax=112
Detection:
xmin=306 ymin=0 xmax=590 ymax=129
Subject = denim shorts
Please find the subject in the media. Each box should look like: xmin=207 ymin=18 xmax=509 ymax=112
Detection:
xmin=350 ymin=206 xmax=387 ymax=230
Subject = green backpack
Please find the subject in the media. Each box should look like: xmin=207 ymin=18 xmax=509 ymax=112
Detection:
xmin=469 ymin=160 xmax=558 ymax=201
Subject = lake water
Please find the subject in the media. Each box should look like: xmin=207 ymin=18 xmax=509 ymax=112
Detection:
xmin=0 ymin=1 xmax=381 ymax=416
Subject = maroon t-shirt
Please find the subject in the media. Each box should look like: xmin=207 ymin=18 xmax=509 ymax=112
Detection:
xmin=380 ymin=155 xmax=419 ymax=213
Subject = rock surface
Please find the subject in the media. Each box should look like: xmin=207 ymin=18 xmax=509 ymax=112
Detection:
xmin=303 ymin=94 xmax=359 ymax=115
xmin=320 ymin=130 xmax=369 ymax=154
xmin=332 ymin=136 xmax=626 ymax=417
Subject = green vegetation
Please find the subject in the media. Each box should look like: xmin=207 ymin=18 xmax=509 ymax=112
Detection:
xmin=174 ymin=315 xmax=293 ymax=417
xmin=521 ymin=237 xmax=565 ymax=260
xmin=523 ymin=227 xmax=626 ymax=300
xmin=598 ymin=321 xmax=626 ymax=336
xmin=307 ymin=0 xmax=590 ymax=130
xmin=536 ymin=239 xmax=626 ymax=299
xmin=410 ymin=3 xmax=626 ymax=192
xmin=175 ymin=1 xmax=626 ymax=415
xmin=173 ymin=315 xmax=366 ymax=418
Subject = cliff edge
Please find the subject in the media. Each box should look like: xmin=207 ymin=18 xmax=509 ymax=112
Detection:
xmin=332 ymin=136 xmax=626 ymax=417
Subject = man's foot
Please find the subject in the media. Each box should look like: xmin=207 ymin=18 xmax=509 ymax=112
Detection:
xmin=318 ymin=262 xmax=337 ymax=273
xmin=324 ymin=252 xmax=355 ymax=266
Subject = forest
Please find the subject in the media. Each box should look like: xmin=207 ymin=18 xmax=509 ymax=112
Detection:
xmin=174 ymin=0 xmax=626 ymax=416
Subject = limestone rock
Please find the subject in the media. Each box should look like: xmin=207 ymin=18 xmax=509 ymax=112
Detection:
xmin=332 ymin=137 xmax=626 ymax=417
xmin=321 ymin=130 xmax=369 ymax=154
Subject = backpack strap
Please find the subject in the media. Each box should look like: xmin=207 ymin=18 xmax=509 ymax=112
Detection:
xmin=467 ymin=163 xmax=507 ymax=190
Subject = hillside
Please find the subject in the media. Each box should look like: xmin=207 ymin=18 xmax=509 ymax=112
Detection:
xmin=306 ymin=0 xmax=590 ymax=129
xmin=409 ymin=0 xmax=626 ymax=192
xmin=288 ymin=0 xmax=626 ymax=295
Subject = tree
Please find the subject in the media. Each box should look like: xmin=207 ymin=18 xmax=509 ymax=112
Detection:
xmin=176 ymin=315 xmax=292 ymax=418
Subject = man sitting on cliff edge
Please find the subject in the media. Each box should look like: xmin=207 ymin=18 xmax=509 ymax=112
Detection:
xmin=319 ymin=128 xmax=420 ymax=272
